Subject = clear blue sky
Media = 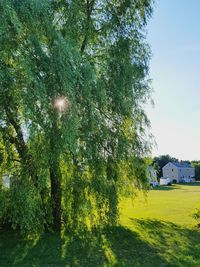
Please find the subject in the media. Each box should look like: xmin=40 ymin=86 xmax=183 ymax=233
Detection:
xmin=146 ymin=0 xmax=200 ymax=161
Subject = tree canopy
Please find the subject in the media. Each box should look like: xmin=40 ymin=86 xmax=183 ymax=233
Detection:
xmin=191 ymin=161 xmax=200 ymax=180
xmin=0 ymin=0 xmax=154 ymax=235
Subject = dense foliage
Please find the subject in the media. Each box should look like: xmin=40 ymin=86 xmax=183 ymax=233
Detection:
xmin=0 ymin=0 xmax=153 ymax=235
xmin=191 ymin=161 xmax=200 ymax=180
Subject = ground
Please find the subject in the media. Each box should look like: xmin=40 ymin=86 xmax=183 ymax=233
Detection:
xmin=1 ymin=183 xmax=200 ymax=266
xmin=120 ymin=183 xmax=200 ymax=226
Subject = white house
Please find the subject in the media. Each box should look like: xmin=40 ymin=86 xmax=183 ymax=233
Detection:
xmin=147 ymin=166 xmax=158 ymax=187
xmin=162 ymin=162 xmax=195 ymax=183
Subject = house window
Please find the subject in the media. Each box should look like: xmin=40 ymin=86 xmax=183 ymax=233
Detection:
xmin=172 ymin=169 xmax=174 ymax=172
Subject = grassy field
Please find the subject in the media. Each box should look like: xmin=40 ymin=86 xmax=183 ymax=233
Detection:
xmin=1 ymin=183 xmax=200 ymax=266
xmin=120 ymin=183 xmax=200 ymax=226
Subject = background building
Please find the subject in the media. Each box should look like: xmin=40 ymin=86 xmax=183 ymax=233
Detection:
xmin=162 ymin=162 xmax=195 ymax=183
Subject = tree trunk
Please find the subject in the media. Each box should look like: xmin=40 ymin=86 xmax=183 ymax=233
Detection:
xmin=50 ymin=161 xmax=62 ymax=231
xmin=5 ymin=107 xmax=38 ymax=186
xmin=49 ymin=119 xmax=62 ymax=231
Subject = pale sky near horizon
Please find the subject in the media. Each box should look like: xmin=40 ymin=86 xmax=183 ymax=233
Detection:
xmin=146 ymin=0 xmax=200 ymax=161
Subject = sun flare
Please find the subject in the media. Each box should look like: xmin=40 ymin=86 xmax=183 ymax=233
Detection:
xmin=54 ymin=96 xmax=70 ymax=113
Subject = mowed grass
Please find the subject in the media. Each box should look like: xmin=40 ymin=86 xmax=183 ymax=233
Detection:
xmin=1 ymin=183 xmax=200 ymax=266
xmin=120 ymin=183 xmax=200 ymax=226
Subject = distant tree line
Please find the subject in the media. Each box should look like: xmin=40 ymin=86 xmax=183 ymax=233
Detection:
xmin=152 ymin=155 xmax=200 ymax=180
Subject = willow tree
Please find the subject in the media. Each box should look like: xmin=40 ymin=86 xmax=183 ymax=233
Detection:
xmin=0 ymin=0 xmax=153 ymax=234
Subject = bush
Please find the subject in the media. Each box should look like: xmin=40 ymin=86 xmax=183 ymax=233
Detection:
xmin=172 ymin=179 xmax=177 ymax=184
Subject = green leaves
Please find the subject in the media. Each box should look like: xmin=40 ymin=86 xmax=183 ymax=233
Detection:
xmin=9 ymin=177 xmax=45 ymax=235
xmin=0 ymin=0 xmax=154 ymax=234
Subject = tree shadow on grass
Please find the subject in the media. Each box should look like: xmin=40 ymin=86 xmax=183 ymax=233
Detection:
xmin=131 ymin=218 xmax=200 ymax=266
xmin=2 ymin=219 xmax=200 ymax=267
xmin=179 ymin=182 xmax=200 ymax=187
xmin=0 ymin=226 xmax=166 ymax=267
xmin=104 ymin=226 xmax=165 ymax=266
xmin=62 ymin=226 xmax=167 ymax=267
xmin=153 ymin=185 xmax=177 ymax=191
xmin=0 ymin=230 xmax=65 ymax=267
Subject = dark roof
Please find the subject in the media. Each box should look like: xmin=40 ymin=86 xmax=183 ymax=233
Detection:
xmin=171 ymin=162 xmax=193 ymax=169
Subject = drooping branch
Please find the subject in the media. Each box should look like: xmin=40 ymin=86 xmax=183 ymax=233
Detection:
xmin=5 ymin=107 xmax=28 ymax=161
xmin=80 ymin=0 xmax=96 ymax=53
xmin=4 ymin=107 xmax=38 ymax=186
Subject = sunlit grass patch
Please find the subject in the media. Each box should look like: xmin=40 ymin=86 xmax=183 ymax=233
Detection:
xmin=120 ymin=183 xmax=200 ymax=226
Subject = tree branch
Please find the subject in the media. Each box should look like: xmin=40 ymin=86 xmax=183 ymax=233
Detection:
xmin=5 ymin=107 xmax=28 ymax=160
xmin=80 ymin=0 xmax=96 ymax=53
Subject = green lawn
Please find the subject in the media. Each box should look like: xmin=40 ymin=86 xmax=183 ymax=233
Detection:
xmin=1 ymin=183 xmax=200 ymax=266
xmin=120 ymin=183 xmax=200 ymax=226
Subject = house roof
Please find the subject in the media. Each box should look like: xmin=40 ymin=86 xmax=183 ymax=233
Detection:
xmin=171 ymin=162 xmax=193 ymax=169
